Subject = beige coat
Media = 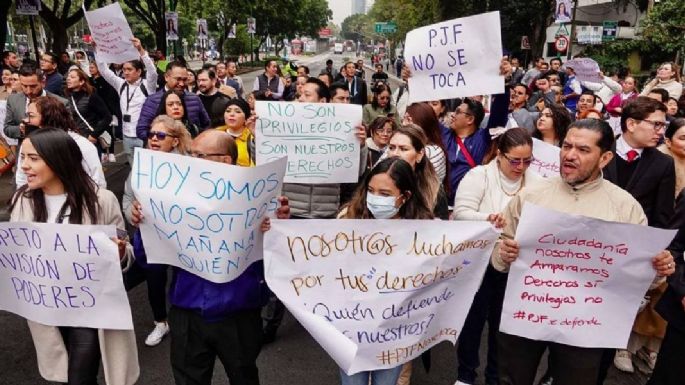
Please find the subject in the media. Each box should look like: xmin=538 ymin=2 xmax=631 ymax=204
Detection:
xmin=491 ymin=175 xmax=647 ymax=272
xmin=10 ymin=188 xmax=139 ymax=385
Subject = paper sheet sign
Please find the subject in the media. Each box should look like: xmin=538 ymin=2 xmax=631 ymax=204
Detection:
xmin=531 ymin=138 xmax=560 ymax=178
xmin=565 ymin=58 xmax=602 ymax=83
xmin=264 ymin=219 xmax=500 ymax=374
xmin=500 ymin=203 xmax=676 ymax=348
xmin=0 ymin=222 xmax=133 ymax=330
xmin=85 ymin=3 xmax=140 ymax=64
xmin=132 ymin=148 xmax=286 ymax=283
xmin=255 ymin=101 xmax=362 ymax=184
xmin=404 ymin=11 xmax=504 ymax=103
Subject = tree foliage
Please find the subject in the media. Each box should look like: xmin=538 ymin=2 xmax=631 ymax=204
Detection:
xmin=640 ymin=0 xmax=685 ymax=58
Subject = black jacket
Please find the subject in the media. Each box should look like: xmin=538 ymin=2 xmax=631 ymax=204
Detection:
xmin=656 ymin=190 xmax=685 ymax=332
xmin=68 ymin=91 xmax=112 ymax=138
xmin=603 ymin=144 xmax=675 ymax=228
xmin=345 ymin=76 xmax=368 ymax=106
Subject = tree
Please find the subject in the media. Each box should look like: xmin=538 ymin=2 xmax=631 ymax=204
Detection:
xmin=38 ymin=0 xmax=99 ymax=53
xmin=341 ymin=13 xmax=374 ymax=43
xmin=0 ymin=0 xmax=12 ymax=55
xmin=120 ymin=0 xmax=168 ymax=53
xmin=640 ymin=0 xmax=685 ymax=60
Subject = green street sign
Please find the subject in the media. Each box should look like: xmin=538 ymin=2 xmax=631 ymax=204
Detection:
xmin=375 ymin=22 xmax=397 ymax=34
xmin=602 ymin=21 xmax=618 ymax=42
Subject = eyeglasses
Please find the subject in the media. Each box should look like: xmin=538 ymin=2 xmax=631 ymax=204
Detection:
xmin=191 ymin=151 xmax=226 ymax=159
xmin=641 ymin=119 xmax=667 ymax=131
xmin=149 ymin=131 xmax=176 ymax=140
xmin=502 ymin=153 xmax=534 ymax=167
xmin=454 ymin=109 xmax=472 ymax=117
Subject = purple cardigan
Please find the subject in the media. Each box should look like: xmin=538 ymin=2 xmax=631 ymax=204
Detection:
xmin=136 ymin=89 xmax=211 ymax=140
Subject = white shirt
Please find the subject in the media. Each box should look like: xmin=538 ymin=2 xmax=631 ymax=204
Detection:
xmin=45 ymin=193 xmax=68 ymax=223
xmin=96 ymin=52 xmax=158 ymax=137
xmin=616 ymin=135 xmax=643 ymax=161
xmin=16 ymin=131 xmax=107 ymax=188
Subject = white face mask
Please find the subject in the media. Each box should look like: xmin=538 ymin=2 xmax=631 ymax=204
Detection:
xmin=366 ymin=192 xmax=400 ymax=219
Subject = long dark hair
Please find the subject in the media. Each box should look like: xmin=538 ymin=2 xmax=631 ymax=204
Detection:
xmin=11 ymin=128 xmax=99 ymax=224
xmin=406 ymin=102 xmax=445 ymax=149
xmin=343 ymin=157 xmax=434 ymax=220
xmin=370 ymin=82 xmax=393 ymax=112
xmin=157 ymin=90 xmax=189 ymax=123
xmin=34 ymin=96 xmax=79 ymax=132
xmin=532 ymin=102 xmax=571 ymax=145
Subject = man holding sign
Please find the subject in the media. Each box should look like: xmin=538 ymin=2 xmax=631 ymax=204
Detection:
xmin=492 ymin=119 xmax=675 ymax=384
xmin=131 ymin=130 xmax=290 ymax=385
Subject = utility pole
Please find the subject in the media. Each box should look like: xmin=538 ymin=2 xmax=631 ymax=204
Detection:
xmin=567 ymin=0 xmax=578 ymax=59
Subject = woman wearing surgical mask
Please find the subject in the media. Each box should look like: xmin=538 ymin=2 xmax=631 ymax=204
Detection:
xmin=452 ymin=127 xmax=542 ymax=385
xmin=337 ymin=157 xmax=433 ymax=385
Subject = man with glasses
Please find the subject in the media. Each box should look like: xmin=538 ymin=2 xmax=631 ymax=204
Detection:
xmin=598 ymin=96 xmax=675 ymax=381
xmin=40 ymin=52 xmax=64 ymax=96
xmin=136 ymin=61 xmax=210 ymax=140
xmin=508 ymin=83 xmax=539 ymax=132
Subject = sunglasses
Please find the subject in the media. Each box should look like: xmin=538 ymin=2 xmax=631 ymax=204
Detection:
xmin=149 ymin=131 xmax=175 ymax=140
xmin=502 ymin=153 xmax=534 ymax=167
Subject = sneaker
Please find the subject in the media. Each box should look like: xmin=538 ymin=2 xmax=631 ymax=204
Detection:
xmin=145 ymin=321 xmax=170 ymax=346
xmin=614 ymin=349 xmax=634 ymax=373
xmin=636 ymin=349 xmax=657 ymax=371
xmin=108 ymin=153 xmax=116 ymax=163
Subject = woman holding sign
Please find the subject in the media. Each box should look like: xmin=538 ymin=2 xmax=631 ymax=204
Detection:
xmin=338 ymin=157 xmax=433 ymax=385
xmin=452 ymin=127 xmax=542 ymax=385
xmin=123 ymin=115 xmax=192 ymax=347
xmin=10 ymin=128 xmax=138 ymax=385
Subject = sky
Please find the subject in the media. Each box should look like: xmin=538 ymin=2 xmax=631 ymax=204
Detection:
xmin=328 ymin=0 xmax=375 ymax=27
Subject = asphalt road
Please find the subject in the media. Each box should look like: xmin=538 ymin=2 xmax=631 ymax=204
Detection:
xmin=0 ymin=52 xmax=649 ymax=385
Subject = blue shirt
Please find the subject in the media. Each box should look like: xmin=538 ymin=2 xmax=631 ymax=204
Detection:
xmin=441 ymin=90 xmax=509 ymax=203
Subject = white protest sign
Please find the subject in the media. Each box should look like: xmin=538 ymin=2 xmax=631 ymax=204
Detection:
xmin=566 ymin=58 xmax=602 ymax=83
xmin=500 ymin=203 xmax=676 ymax=348
xmin=530 ymin=138 xmax=560 ymax=178
xmin=131 ymin=148 xmax=286 ymax=284
xmin=196 ymin=19 xmax=208 ymax=40
xmin=0 ymin=222 xmax=133 ymax=330
xmin=85 ymin=3 xmax=140 ymax=64
xmin=404 ymin=11 xmax=504 ymax=104
xmin=255 ymin=101 xmax=361 ymax=184
xmin=264 ymin=219 xmax=500 ymax=374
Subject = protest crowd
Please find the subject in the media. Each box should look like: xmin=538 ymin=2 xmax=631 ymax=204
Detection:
xmin=1 ymin=8 xmax=685 ymax=385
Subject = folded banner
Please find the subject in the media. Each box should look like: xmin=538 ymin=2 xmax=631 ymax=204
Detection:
xmin=132 ymin=148 xmax=286 ymax=283
xmin=500 ymin=203 xmax=677 ymax=348
xmin=264 ymin=219 xmax=499 ymax=374
xmin=0 ymin=222 xmax=133 ymax=330
xmin=255 ymin=101 xmax=362 ymax=184
xmin=84 ymin=2 xmax=140 ymax=64
xmin=405 ymin=11 xmax=504 ymax=104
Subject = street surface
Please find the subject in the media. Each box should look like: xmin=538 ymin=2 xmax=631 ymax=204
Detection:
xmin=0 ymin=52 xmax=647 ymax=385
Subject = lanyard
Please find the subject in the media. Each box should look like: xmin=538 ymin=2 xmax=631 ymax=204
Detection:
xmin=125 ymin=83 xmax=140 ymax=112
xmin=456 ymin=136 xmax=476 ymax=168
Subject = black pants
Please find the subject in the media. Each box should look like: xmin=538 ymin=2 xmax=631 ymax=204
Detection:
xmin=498 ymin=332 xmax=604 ymax=385
xmin=169 ymin=307 xmax=262 ymax=385
xmin=262 ymin=294 xmax=285 ymax=335
xmin=457 ymin=264 xmax=507 ymax=385
xmin=124 ymin=261 xmax=168 ymax=322
xmin=647 ymin=323 xmax=685 ymax=385
xmin=58 ymin=327 xmax=101 ymax=385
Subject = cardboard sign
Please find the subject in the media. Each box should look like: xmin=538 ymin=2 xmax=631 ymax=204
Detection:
xmin=500 ymin=203 xmax=676 ymax=348
xmin=0 ymin=222 xmax=133 ymax=330
xmin=404 ymin=12 xmax=504 ymax=103
xmin=265 ymin=219 xmax=500 ymax=374
xmin=131 ymin=148 xmax=286 ymax=283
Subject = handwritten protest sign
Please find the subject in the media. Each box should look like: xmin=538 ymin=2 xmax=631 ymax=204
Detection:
xmin=264 ymin=219 xmax=499 ymax=373
xmin=0 ymin=222 xmax=133 ymax=330
xmin=565 ymin=58 xmax=602 ymax=83
xmin=132 ymin=148 xmax=286 ymax=283
xmin=530 ymin=138 xmax=560 ymax=178
xmin=404 ymin=12 xmax=504 ymax=104
xmin=500 ymin=203 xmax=676 ymax=348
xmin=255 ymin=101 xmax=361 ymax=184
xmin=85 ymin=3 xmax=140 ymax=64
